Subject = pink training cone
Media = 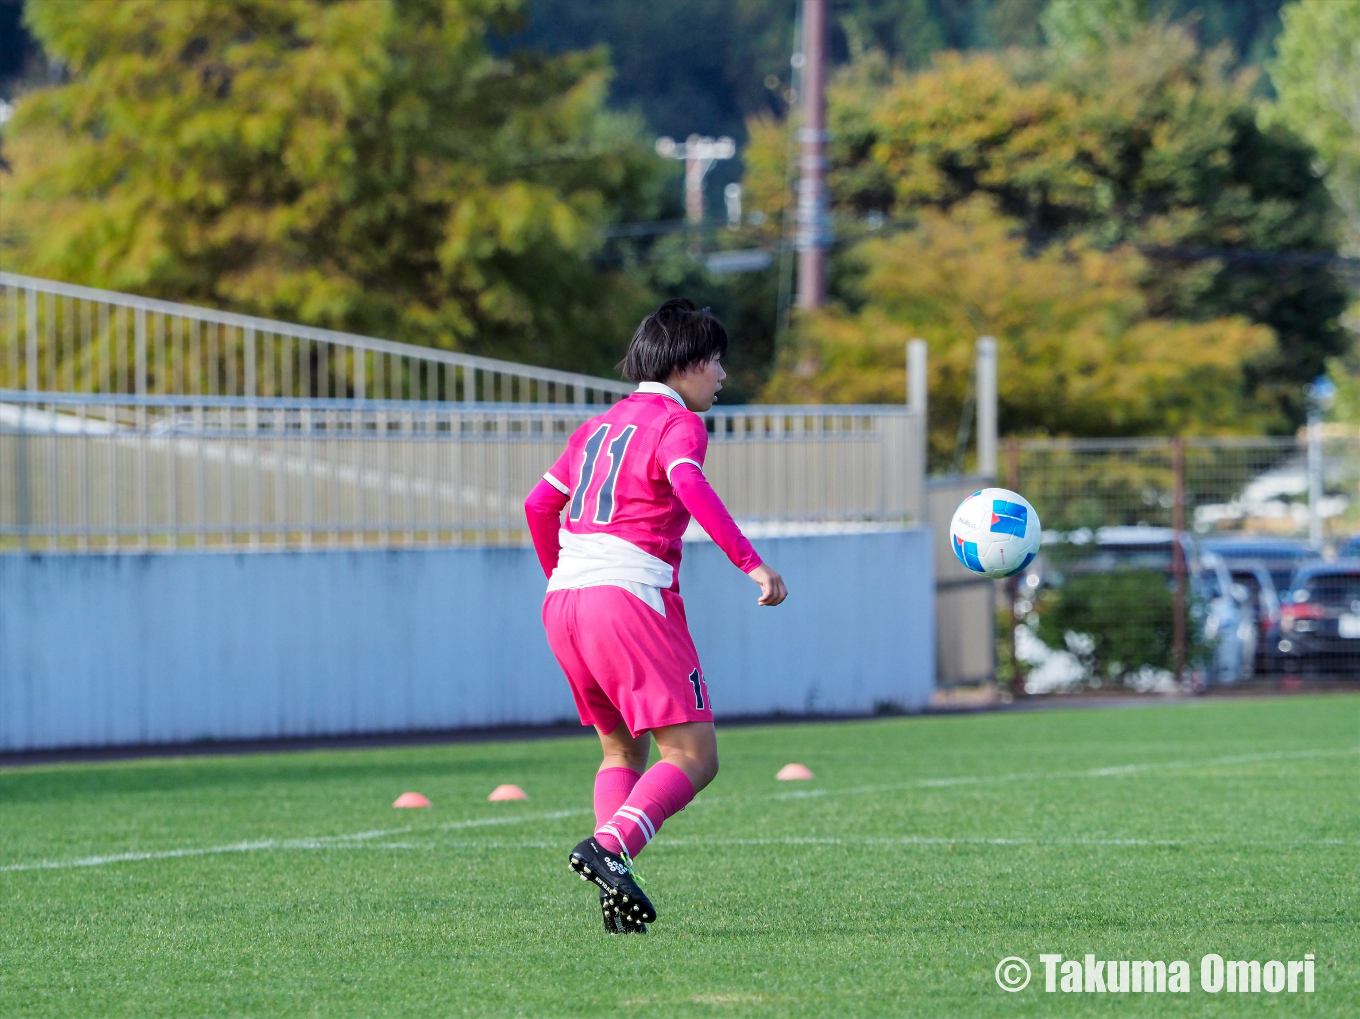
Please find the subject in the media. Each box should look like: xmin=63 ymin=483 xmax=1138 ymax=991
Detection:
xmin=488 ymin=784 xmax=528 ymax=801
xmin=776 ymin=763 xmax=814 ymax=781
xmin=392 ymin=792 xmax=432 ymax=808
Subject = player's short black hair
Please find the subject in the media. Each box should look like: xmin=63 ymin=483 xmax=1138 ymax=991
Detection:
xmin=618 ymin=298 xmax=729 ymax=383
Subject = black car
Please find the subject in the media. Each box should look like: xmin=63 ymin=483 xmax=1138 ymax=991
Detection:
xmin=1270 ymin=561 xmax=1360 ymax=677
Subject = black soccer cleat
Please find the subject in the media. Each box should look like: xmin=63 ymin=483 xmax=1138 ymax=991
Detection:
xmin=569 ymin=836 xmax=656 ymax=925
xmin=599 ymin=886 xmax=625 ymax=934
xmin=599 ymin=886 xmax=647 ymax=934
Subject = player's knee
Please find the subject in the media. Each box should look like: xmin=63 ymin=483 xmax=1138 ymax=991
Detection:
xmin=692 ymin=749 xmax=719 ymax=790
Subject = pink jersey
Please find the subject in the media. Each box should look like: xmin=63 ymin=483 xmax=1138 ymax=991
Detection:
xmin=529 ymin=383 xmax=760 ymax=592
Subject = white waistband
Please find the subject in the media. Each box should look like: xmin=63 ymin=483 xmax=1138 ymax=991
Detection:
xmin=546 ymin=530 xmax=674 ymax=613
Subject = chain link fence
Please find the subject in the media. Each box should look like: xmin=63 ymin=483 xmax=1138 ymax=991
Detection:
xmin=1000 ymin=432 xmax=1360 ymax=694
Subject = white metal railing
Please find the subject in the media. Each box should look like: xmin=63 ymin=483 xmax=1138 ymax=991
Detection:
xmin=0 ymin=273 xmax=634 ymax=405
xmin=0 ymin=393 xmax=924 ymax=551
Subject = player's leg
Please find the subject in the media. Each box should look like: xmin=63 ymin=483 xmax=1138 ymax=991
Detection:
xmin=593 ymin=724 xmax=648 ymax=843
xmin=592 ymin=720 xmax=712 ymax=864
xmin=544 ymin=590 xmax=650 ymax=930
xmin=589 ymin=588 xmax=715 ymax=859
xmin=591 ymin=724 xmax=651 ymax=933
xmin=567 ymin=587 xmax=717 ymax=924
xmin=575 ymin=721 xmax=712 ymax=928
xmin=651 ymin=719 xmax=718 ymax=790
xmin=596 ymin=723 xmax=649 ymax=785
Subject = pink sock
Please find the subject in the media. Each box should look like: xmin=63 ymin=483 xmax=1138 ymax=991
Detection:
xmin=593 ymin=767 xmax=641 ymax=828
xmin=595 ymin=761 xmax=695 ymax=858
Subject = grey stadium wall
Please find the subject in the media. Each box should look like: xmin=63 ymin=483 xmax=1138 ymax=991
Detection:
xmin=0 ymin=528 xmax=933 ymax=752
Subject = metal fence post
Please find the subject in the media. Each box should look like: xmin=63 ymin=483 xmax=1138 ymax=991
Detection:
xmin=135 ymin=306 xmax=148 ymax=397
xmin=1172 ymin=437 xmax=1186 ymax=686
xmin=16 ymin=426 xmax=30 ymax=551
xmin=25 ymin=286 xmax=38 ymax=391
xmin=976 ymin=335 xmax=997 ymax=479
xmin=907 ymin=339 xmax=927 ymax=415
xmin=1005 ymin=437 xmax=1023 ymax=696
xmin=1307 ymin=410 xmax=1323 ymax=550
xmin=908 ymin=339 xmax=928 ymax=520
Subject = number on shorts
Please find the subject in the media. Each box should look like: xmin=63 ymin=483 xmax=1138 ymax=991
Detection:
xmin=688 ymin=669 xmax=705 ymax=710
xmin=593 ymin=425 xmax=637 ymax=524
xmin=568 ymin=424 xmax=610 ymax=522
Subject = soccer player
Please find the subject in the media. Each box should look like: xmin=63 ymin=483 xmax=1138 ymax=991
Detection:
xmin=523 ymin=299 xmax=787 ymax=934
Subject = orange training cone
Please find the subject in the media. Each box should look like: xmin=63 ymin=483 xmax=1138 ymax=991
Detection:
xmin=488 ymin=784 xmax=528 ymax=801
xmin=776 ymin=763 xmax=814 ymax=781
xmin=393 ymin=792 xmax=432 ymax=808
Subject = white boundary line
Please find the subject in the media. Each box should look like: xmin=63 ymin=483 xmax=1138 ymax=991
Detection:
xmin=767 ymin=746 xmax=1360 ymax=800
xmin=0 ymin=809 xmax=591 ymax=874
xmin=10 ymin=832 xmax=1355 ymax=874
xmin=2 ymin=748 xmax=1355 ymax=875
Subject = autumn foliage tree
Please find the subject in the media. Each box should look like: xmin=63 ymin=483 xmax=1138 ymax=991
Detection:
xmin=764 ymin=197 xmax=1274 ymax=463
xmin=0 ymin=0 xmax=666 ymax=374
xmin=746 ymin=22 xmax=1345 ymax=439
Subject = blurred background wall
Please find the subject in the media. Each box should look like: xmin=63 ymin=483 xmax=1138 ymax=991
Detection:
xmin=0 ymin=529 xmax=933 ymax=751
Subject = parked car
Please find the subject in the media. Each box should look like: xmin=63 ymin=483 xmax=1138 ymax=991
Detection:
xmin=1268 ymin=560 xmax=1360 ymax=678
xmin=1198 ymin=537 xmax=1316 ymax=598
xmin=1221 ymin=561 xmax=1281 ymax=672
xmin=1199 ymin=552 xmax=1257 ymax=683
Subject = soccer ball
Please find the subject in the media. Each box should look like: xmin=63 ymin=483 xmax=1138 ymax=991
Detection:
xmin=948 ymin=487 xmax=1041 ymax=579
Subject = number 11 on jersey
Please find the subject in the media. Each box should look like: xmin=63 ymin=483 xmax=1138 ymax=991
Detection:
xmin=568 ymin=423 xmax=637 ymax=525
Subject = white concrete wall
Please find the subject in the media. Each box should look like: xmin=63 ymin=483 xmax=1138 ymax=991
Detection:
xmin=0 ymin=529 xmax=933 ymax=751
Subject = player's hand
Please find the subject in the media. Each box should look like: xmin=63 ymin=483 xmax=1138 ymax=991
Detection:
xmin=749 ymin=564 xmax=787 ymax=606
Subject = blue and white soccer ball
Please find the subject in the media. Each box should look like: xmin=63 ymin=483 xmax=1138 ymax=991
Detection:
xmin=948 ymin=487 xmax=1041 ymax=579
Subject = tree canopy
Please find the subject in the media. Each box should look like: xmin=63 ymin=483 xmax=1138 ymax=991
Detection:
xmin=746 ymin=21 xmax=1346 ymax=443
xmin=764 ymin=197 xmax=1273 ymax=463
xmin=0 ymin=0 xmax=666 ymax=374
xmin=1269 ymin=0 xmax=1360 ymax=249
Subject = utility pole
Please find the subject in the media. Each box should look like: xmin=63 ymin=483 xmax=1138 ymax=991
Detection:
xmin=795 ymin=0 xmax=829 ymax=309
xmin=1172 ymin=438 xmax=1186 ymax=686
xmin=655 ymin=135 xmax=736 ymax=225
xmin=1306 ymin=375 xmax=1335 ymax=550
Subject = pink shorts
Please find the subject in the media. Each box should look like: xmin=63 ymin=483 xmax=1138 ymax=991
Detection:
xmin=543 ymin=586 xmax=713 ymax=737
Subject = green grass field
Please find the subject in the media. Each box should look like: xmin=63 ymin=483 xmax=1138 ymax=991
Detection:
xmin=1 ymin=695 xmax=1356 ymax=1017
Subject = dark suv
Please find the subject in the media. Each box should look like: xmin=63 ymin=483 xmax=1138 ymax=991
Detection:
xmin=1270 ymin=561 xmax=1360 ymax=677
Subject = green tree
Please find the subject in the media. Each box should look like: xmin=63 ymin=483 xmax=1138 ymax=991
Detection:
xmin=746 ymin=23 xmax=1346 ymax=428
xmin=0 ymin=0 xmax=666 ymax=374
xmin=764 ymin=197 xmax=1273 ymax=464
xmin=1041 ymin=0 xmax=1148 ymax=56
xmin=1269 ymin=0 xmax=1360 ymax=247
